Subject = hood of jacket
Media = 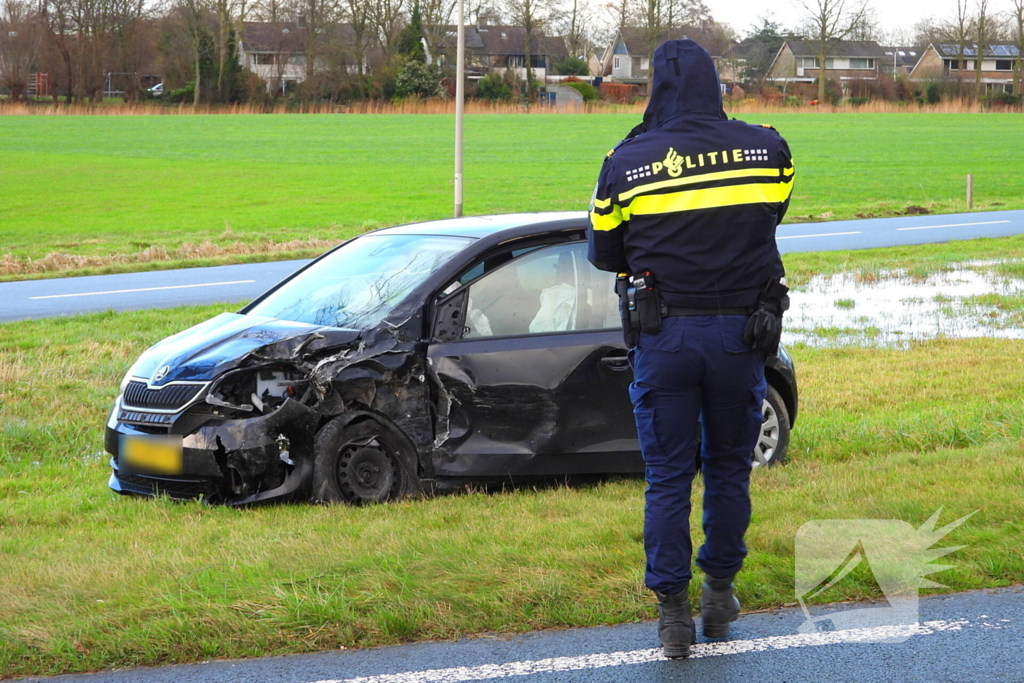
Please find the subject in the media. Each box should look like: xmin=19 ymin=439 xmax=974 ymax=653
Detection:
xmin=641 ymin=39 xmax=726 ymax=131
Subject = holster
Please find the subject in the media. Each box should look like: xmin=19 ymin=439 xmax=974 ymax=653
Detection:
xmin=615 ymin=274 xmax=639 ymax=348
xmin=615 ymin=271 xmax=662 ymax=348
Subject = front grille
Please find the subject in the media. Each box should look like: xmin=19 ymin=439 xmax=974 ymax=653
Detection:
xmin=117 ymin=472 xmax=218 ymax=499
xmin=123 ymin=380 xmax=205 ymax=412
xmin=119 ymin=410 xmax=174 ymax=427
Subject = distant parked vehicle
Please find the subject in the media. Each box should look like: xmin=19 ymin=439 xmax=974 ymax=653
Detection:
xmin=105 ymin=212 xmax=799 ymax=506
xmin=147 ymin=83 xmax=164 ymax=96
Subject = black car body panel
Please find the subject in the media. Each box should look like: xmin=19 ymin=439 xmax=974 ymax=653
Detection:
xmin=105 ymin=212 xmax=798 ymax=504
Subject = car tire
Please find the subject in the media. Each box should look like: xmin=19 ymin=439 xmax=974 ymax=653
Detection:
xmin=755 ymin=385 xmax=790 ymax=468
xmin=312 ymin=417 xmax=418 ymax=504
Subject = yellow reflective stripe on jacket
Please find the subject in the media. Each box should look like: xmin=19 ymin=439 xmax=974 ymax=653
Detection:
xmin=590 ymin=204 xmax=624 ymax=232
xmin=618 ymin=167 xmax=787 ymax=203
xmin=592 ymin=197 xmax=612 ymax=209
xmin=621 ymin=181 xmax=794 ymax=219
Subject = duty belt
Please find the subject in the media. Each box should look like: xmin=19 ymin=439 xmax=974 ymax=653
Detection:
xmin=664 ymin=306 xmax=752 ymax=317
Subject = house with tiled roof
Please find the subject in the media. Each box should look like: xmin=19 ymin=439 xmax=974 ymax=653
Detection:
xmin=766 ymin=39 xmax=886 ymax=83
xmin=909 ymin=43 xmax=1020 ymax=93
xmin=430 ymin=25 xmax=568 ymax=80
xmin=599 ymin=26 xmax=724 ymax=82
xmin=237 ymin=22 xmax=363 ymax=93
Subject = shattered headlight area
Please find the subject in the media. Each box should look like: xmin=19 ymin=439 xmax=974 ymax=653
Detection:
xmin=108 ymin=318 xmax=431 ymax=507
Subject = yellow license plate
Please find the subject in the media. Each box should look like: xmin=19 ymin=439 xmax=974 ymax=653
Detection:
xmin=121 ymin=435 xmax=183 ymax=475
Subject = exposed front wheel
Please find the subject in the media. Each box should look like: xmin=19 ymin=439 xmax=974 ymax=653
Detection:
xmin=312 ymin=418 xmax=418 ymax=504
xmin=754 ymin=385 xmax=790 ymax=468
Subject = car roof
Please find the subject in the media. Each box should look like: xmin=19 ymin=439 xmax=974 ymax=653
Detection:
xmin=371 ymin=211 xmax=588 ymax=241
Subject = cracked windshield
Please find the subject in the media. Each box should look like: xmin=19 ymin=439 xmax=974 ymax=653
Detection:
xmin=247 ymin=234 xmax=473 ymax=329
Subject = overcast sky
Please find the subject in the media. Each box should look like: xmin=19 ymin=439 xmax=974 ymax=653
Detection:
xmin=707 ymin=0 xmax=952 ymax=41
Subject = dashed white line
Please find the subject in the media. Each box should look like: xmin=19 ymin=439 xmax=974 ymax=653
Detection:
xmin=896 ymin=220 xmax=1011 ymax=231
xmin=777 ymin=231 xmax=862 ymax=240
xmin=317 ymin=619 xmax=971 ymax=683
xmin=29 ymin=280 xmax=256 ymax=300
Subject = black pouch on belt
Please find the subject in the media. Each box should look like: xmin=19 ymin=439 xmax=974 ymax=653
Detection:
xmin=632 ymin=271 xmax=662 ymax=334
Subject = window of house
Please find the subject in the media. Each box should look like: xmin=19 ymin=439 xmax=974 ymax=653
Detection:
xmin=996 ymin=60 xmax=1013 ymax=71
xmin=614 ymin=56 xmax=620 ymax=69
xmin=800 ymin=57 xmax=834 ymax=69
xmin=849 ymin=58 xmax=874 ymax=69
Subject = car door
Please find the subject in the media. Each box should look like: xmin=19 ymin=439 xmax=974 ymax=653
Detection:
xmin=426 ymin=240 xmax=643 ymax=479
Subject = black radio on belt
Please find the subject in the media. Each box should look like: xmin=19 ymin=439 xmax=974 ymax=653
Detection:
xmin=615 ymin=271 xmax=662 ymax=347
xmin=632 ymin=271 xmax=663 ymax=335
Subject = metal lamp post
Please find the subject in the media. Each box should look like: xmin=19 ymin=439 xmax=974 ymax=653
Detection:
xmin=454 ymin=0 xmax=465 ymax=217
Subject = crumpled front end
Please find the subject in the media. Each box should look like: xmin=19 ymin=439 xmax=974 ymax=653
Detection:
xmin=107 ymin=366 xmax=319 ymax=505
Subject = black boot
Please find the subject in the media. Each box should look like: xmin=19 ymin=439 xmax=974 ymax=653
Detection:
xmin=701 ymin=574 xmax=740 ymax=639
xmin=653 ymin=586 xmax=696 ymax=659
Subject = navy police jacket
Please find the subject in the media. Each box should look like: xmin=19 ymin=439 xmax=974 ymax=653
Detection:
xmin=588 ymin=39 xmax=793 ymax=310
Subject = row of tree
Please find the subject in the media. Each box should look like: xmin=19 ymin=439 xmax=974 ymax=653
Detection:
xmin=1 ymin=0 xmax=1021 ymax=104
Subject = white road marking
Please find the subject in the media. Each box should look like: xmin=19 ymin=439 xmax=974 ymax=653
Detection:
xmin=29 ymin=280 xmax=256 ymax=300
xmin=896 ymin=220 xmax=1011 ymax=232
xmin=317 ymin=619 xmax=971 ymax=683
xmin=777 ymin=231 xmax=861 ymax=240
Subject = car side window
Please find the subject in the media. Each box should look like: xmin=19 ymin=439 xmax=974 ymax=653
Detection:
xmin=461 ymin=242 xmax=619 ymax=339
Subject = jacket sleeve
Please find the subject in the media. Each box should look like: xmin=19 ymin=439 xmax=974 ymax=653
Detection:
xmin=776 ymin=135 xmax=794 ymax=226
xmin=587 ymin=155 xmax=629 ymax=273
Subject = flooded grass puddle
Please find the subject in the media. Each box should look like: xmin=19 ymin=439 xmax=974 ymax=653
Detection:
xmin=784 ymin=260 xmax=1024 ymax=347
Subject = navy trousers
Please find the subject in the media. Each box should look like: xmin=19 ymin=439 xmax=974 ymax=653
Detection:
xmin=629 ymin=314 xmax=767 ymax=595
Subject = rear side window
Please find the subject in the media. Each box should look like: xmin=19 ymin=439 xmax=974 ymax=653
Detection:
xmin=461 ymin=242 xmax=618 ymax=339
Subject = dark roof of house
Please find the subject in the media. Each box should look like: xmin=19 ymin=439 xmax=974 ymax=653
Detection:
xmin=433 ymin=25 xmax=567 ymax=58
xmin=932 ymin=43 xmax=1021 ymax=58
xmin=881 ymin=46 xmax=925 ymax=67
xmin=239 ymin=21 xmax=357 ymax=53
xmin=783 ymin=39 xmax=885 ymax=58
xmin=616 ymin=26 xmax=722 ymax=57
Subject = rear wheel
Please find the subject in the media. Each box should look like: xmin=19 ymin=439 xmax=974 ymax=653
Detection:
xmin=754 ymin=385 xmax=790 ymax=468
xmin=312 ymin=418 xmax=417 ymax=504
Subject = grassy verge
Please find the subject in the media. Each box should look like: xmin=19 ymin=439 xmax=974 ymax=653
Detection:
xmin=1 ymin=303 xmax=1023 ymax=677
xmin=2 ymin=113 xmax=1022 ymax=278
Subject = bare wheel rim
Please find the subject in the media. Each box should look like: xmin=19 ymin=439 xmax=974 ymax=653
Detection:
xmin=754 ymin=398 xmax=780 ymax=468
xmin=337 ymin=444 xmax=396 ymax=502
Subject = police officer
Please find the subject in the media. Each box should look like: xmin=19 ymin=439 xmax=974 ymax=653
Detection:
xmin=587 ymin=39 xmax=793 ymax=658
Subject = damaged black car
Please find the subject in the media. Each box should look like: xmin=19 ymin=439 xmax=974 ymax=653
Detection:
xmin=106 ymin=212 xmax=799 ymax=505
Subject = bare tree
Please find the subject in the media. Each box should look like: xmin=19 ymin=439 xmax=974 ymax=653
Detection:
xmin=796 ymin=0 xmax=869 ymax=102
xmin=367 ymin=0 xmax=404 ymax=59
xmin=41 ymin=0 xmax=75 ymax=101
xmin=0 ymin=0 xmax=43 ymax=100
xmin=505 ymin=0 xmax=550 ymax=101
xmin=972 ymin=0 xmax=988 ymax=99
xmin=341 ymin=0 xmax=368 ymax=73
xmin=555 ymin=0 xmax=594 ymax=59
xmin=419 ymin=0 xmax=454 ymax=59
xmin=950 ymin=0 xmax=971 ymax=97
xmin=1013 ymin=0 xmax=1024 ymax=99
xmin=298 ymin=0 xmax=340 ymax=85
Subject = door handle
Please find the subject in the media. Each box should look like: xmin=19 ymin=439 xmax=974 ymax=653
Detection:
xmin=600 ymin=355 xmax=630 ymax=370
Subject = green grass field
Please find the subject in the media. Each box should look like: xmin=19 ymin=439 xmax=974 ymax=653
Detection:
xmin=2 ymin=238 xmax=1024 ymax=677
xmin=2 ymin=113 xmax=1023 ymax=277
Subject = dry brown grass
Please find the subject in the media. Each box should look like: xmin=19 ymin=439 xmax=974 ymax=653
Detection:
xmin=1 ymin=97 xmax=1007 ymax=116
xmin=0 ymin=238 xmax=337 ymax=276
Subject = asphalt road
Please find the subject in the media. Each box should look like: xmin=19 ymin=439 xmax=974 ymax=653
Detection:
xmin=3 ymin=210 xmax=1024 ymax=323
xmin=25 ymin=586 xmax=1024 ymax=683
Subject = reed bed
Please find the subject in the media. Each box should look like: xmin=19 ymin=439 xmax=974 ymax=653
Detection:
xmin=0 ymin=97 xmax=1008 ymax=116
